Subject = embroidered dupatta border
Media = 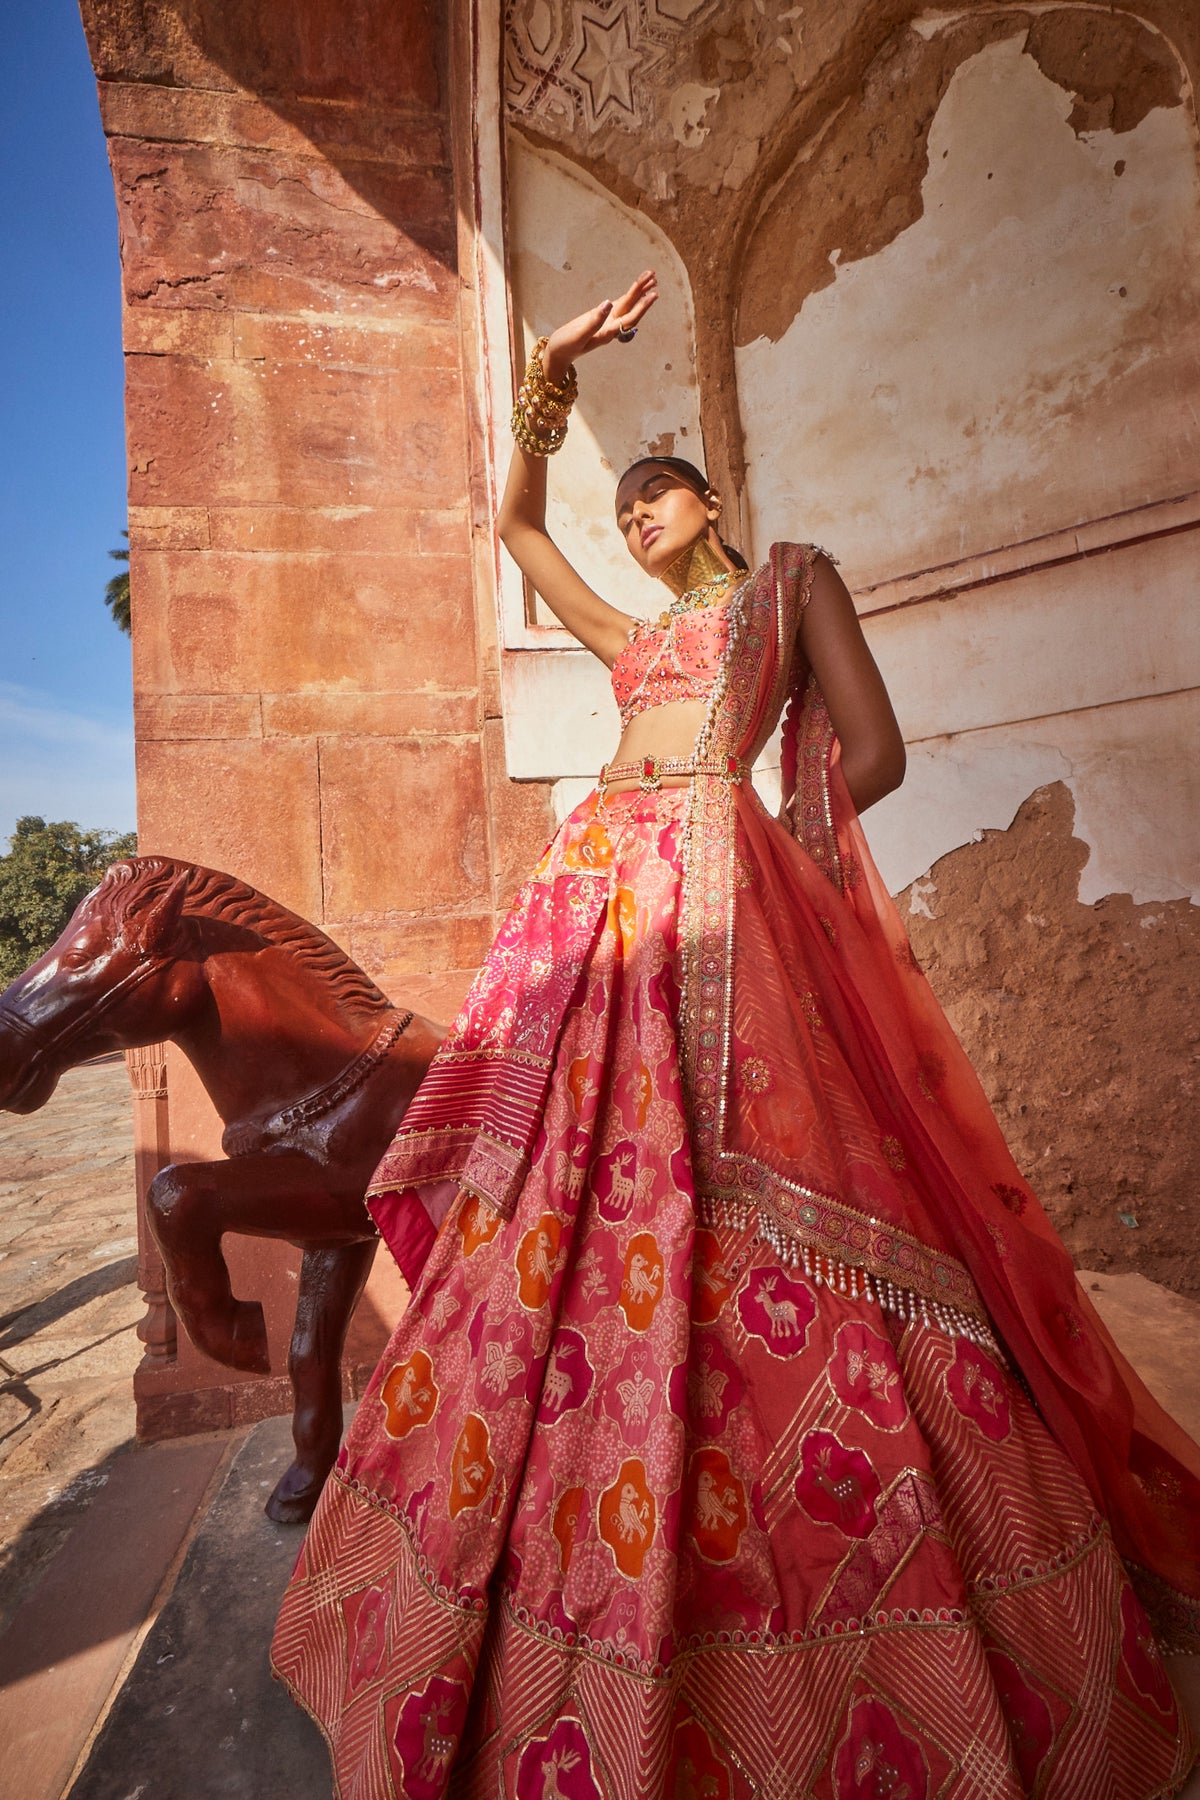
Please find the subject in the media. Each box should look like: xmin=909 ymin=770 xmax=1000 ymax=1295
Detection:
xmin=677 ymin=544 xmax=986 ymax=1329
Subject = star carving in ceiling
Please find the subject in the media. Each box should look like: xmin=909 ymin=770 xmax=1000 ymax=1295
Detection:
xmin=568 ymin=8 xmax=651 ymax=131
xmin=506 ymin=0 xmax=720 ymax=136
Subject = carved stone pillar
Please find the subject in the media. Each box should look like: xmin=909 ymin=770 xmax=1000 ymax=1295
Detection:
xmin=125 ymin=1043 xmax=176 ymax=1361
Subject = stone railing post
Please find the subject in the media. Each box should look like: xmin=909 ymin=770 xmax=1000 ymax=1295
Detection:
xmin=125 ymin=1044 xmax=176 ymax=1361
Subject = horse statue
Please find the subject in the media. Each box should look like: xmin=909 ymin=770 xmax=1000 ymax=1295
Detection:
xmin=0 ymin=856 xmax=443 ymax=1521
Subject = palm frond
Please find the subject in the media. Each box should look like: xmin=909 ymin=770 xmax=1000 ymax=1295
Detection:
xmin=104 ymin=529 xmax=132 ymax=634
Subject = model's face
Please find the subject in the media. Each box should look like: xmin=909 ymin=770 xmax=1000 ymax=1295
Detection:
xmin=614 ymin=466 xmax=718 ymax=579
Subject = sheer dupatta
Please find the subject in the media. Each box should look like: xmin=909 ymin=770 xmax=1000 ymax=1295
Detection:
xmin=680 ymin=541 xmax=1200 ymax=1650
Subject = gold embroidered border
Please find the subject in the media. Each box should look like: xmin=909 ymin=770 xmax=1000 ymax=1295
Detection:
xmin=695 ymin=1154 xmax=985 ymax=1326
xmin=793 ymin=670 xmax=844 ymax=894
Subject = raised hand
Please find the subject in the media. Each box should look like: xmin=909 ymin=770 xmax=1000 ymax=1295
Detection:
xmin=543 ymin=270 xmax=658 ymax=382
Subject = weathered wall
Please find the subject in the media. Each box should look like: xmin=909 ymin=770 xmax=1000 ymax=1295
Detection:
xmin=79 ymin=0 xmax=556 ymax=1431
xmin=899 ymin=785 xmax=1200 ymax=1298
xmin=503 ymin=1 xmax=1199 ymax=1291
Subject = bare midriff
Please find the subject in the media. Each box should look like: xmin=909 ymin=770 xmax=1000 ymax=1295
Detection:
xmin=602 ymin=699 xmax=710 ymax=792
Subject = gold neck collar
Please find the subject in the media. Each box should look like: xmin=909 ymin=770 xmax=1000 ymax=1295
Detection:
xmin=660 ymin=535 xmax=734 ymax=599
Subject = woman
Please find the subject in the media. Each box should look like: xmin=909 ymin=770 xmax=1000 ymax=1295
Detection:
xmin=273 ymin=274 xmax=1200 ymax=1798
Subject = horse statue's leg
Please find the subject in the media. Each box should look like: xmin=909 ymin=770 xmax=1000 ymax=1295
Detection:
xmin=146 ymin=1151 xmax=374 ymax=1376
xmin=148 ymin=1162 xmax=272 ymax=1372
xmin=268 ymin=1240 xmax=377 ymax=1525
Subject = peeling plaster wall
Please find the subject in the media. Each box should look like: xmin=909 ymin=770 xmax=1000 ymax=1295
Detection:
xmin=738 ymin=31 xmax=1200 ymax=579
xmin=496 ymin=1 xmax=1200 ymax=1291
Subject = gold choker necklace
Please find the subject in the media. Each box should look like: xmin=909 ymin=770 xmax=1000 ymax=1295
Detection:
xmin=660 ymin=536 xmax=735 ymax=599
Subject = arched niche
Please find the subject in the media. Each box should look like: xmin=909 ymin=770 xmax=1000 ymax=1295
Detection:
xmin=506 ymin=132 xmax=702 ymax=628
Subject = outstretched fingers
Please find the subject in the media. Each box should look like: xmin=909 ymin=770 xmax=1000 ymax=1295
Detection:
xmin=600 ymin=269 xmax=659 ymax=343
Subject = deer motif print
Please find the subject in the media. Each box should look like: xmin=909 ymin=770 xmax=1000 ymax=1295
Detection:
xmin=540 ymin=1747 xmax=581 ymax=1800
xmin=758 ymin=1273 xmax=802 ymax=1336
xmin=543 ymin=1340 xmax=577 ymax=1410
xmin=415 ymin=1700 xmax=456 ymax=1782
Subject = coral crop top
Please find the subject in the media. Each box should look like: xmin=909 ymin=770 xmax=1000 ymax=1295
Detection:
xmin=610 ymin=599 xmax=734 ymax=728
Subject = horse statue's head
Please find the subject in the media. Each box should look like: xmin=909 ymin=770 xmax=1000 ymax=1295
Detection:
xmin=0 ymin=857 xmax=199 ymax=1112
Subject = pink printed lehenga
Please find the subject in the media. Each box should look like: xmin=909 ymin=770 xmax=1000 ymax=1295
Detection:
xmin=272 ymin=546 xmax=1200 ymax=1799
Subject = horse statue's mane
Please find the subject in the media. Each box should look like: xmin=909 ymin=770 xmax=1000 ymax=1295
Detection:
xmin=96 ymin=857 xmax=393 ymax=1028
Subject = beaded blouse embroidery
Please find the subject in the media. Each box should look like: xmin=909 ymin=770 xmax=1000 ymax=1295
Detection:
xmin=610 ymin=596 xmax=738 ymax=728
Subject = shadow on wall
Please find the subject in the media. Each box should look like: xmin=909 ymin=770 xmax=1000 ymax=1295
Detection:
xmin=898 ymin=782 xmax=1200 ymax=1302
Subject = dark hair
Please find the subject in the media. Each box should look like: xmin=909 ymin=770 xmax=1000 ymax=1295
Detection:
xmin=616 ymin=455 xmax=749 ymax=571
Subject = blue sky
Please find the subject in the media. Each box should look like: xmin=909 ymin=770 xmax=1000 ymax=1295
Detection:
xmin=0 ymin=0 xmax=134 ymax=845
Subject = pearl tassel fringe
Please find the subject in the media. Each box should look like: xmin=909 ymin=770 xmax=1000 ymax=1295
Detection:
xmin=698 ymin=1194 xmax=1000 ymax=1354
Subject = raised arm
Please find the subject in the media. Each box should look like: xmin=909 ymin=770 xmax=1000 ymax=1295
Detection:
xmin=799 ymin=554 xmax=906 ymax=813
xmin=497 ymin=273 xmax=658 ymax=668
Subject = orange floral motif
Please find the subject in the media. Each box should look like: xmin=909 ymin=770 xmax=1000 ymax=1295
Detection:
xmin=613 ymin=884 xmax=638 ymax=952
xmin=448 ymin=1413 xmax=495 ymax=1518
xmin=381 ymin=1349 xmax=438 ymax=1441
xmin=685 ymin=1447 xmax=748 ymax=1564
xmin=598 ymin=1457 xmax=656 ymax=1578
xmin=562 ymin=817 xmax=613 ymax=871
xmin=458 ymin=1192 xmax=501 ymax=1256
xmin=552 ymin=1485 xmax=585 ymax=1573
xmin=620 ymin=1231 xmax=664 ymax=1331
xmin=517 ymin=1213 xmax=563 ymax=1311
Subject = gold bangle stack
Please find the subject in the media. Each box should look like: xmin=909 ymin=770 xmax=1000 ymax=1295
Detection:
xmin=511 ymin=336 xmax=578 ymax=456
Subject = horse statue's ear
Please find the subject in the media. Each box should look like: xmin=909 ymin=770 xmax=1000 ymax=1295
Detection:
xmin=130 ymin=869 xmax=190 ymax=958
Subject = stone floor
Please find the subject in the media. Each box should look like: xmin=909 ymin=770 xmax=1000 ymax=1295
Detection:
xmin=0 ymin=1059 xmax=1198 ymax=1798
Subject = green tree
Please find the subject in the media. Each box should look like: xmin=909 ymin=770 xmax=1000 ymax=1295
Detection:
xmin=105 ymin=531 xmax=131 ymax=635
xmin=0 ymin=817 xmax=138 ymax=987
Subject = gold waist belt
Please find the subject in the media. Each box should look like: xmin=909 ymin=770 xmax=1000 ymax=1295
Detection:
xmin=598 ymin=753 xmax=746 ymax=794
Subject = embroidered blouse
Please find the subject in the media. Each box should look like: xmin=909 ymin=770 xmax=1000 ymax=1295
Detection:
xmin=610 ymin=600 xmax=735 ymax=728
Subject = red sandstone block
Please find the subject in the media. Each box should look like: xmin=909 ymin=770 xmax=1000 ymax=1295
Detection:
xmin=125 ymin=352 xmax=469 ymax=510
xmin=228 ymin=1374 xmax=296 ymax=1428
xmin=135 ymin=736 xmax=322 ymax=922
xmin=232 ymin=313 xmax=460 ymax=373
xmin=419 ymin=508 xmax=479 ymax=561
xmin=85 ymin=0 xmax=443 ymax=113
xmin=132 ymin=548 xmax=478 ymax=693
xmin=377 ymin=967 xmax=476 ymax=1028
xmin=134 ymin=1384 xmax=235 ymax=1441
xmin=122 ymin=307 xmax=234 ymax=361
xmin=328 ymin=913 xmax=494 ymax=990
xmin=206 ymin=504 xmax=465 ymax=556
xmin=100 ymin=80 xmax=449 ymax=171
xmin=135 ymin=694 xmax=263 ymax=740
xmin=129 ymin=504 xmax=211 ymax=550
xmin=262 ymin=690 xmax=478 ymax=738
xmin=319 ymin=736 xmax=489 ymax=916
xmin=110 ymin=138 xmax=456 ymax=320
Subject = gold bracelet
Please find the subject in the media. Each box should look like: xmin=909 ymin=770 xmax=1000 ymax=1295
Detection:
xmin=511 ymin=336 xmax=578 ymax=456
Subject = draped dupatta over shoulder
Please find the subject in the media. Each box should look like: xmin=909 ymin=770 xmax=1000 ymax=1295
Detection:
xmin=679 ymin=542 xmax=1200 ymax=1652
xmin=369 ymin=542 xmax=1200 ymax=1652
